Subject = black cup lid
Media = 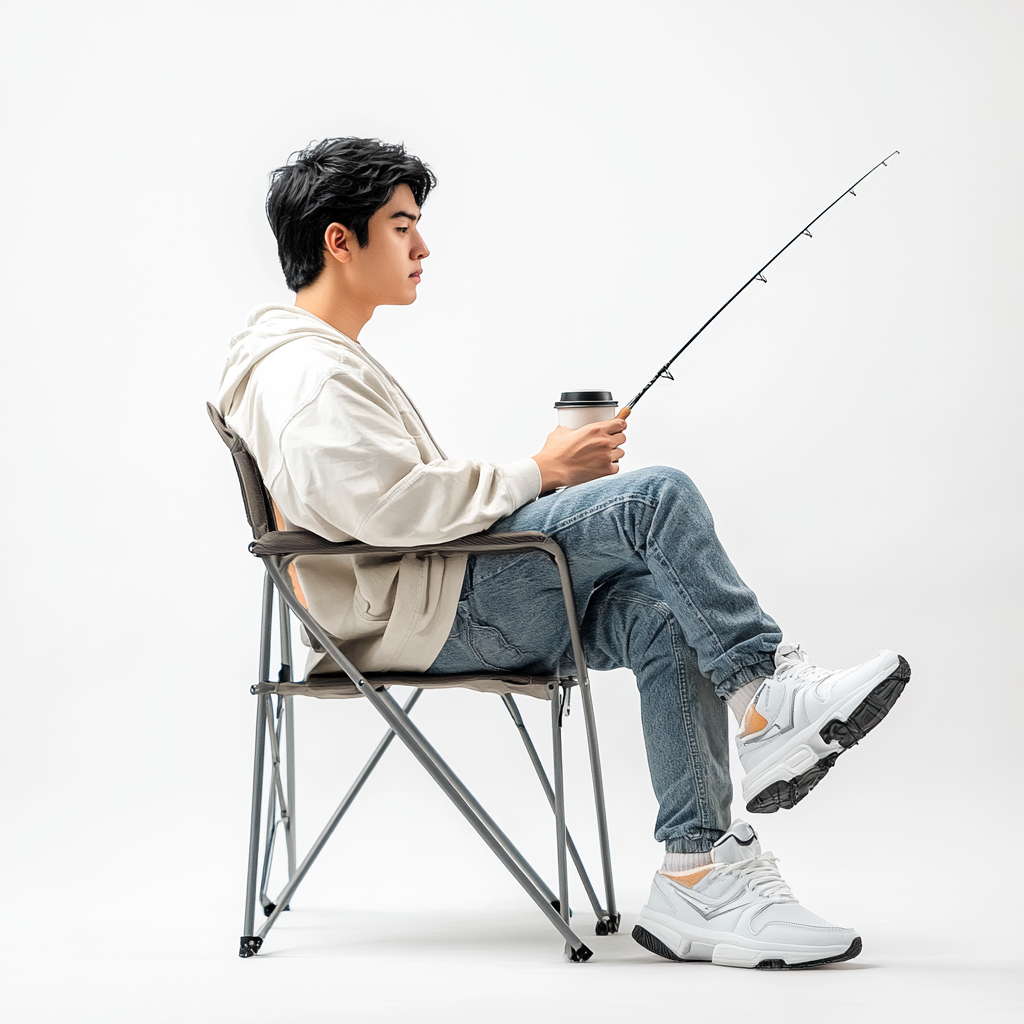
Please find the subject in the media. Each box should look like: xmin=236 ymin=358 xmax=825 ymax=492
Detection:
xmin=554 ymin=390 xmax=616 ymax=408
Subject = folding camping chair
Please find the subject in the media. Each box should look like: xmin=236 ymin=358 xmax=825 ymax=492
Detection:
xmin=208 ymin=404 xmax=619 ymax=962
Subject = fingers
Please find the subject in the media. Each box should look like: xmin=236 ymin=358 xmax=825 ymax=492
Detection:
xmin=581 ymin=418 xmax=626 ymax=434
xmin=590 ymin=420 xmax=626 ymax=445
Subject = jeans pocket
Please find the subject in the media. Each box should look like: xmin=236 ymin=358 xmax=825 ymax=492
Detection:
xmin=466 ymin=551 xmax=534 ymax=590
xmin=466 ymin=621 xmax=529 ymax=671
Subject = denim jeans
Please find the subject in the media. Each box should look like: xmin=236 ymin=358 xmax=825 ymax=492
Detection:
xmin=426 ymin=466 xmax=782 ymax=853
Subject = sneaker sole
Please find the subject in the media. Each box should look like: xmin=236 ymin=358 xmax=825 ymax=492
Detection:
xmin=743 ymin=655 xmax=911 ymax=814
xmin=631 ymin=923 xmax=862 ymax=969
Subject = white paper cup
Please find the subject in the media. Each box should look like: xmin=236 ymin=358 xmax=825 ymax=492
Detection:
xmin=555 ymin=390 xmax=617 ymax=429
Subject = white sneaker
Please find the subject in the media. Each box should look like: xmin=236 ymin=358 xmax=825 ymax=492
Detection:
xmin=632 ymin=821 xmax=860 ymax=969
xmin=738 ymin=644 xmax=910 ymax=814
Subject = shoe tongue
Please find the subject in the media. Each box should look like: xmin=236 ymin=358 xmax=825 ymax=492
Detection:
xmin=712 ymin=820 xmax=761 ymax=864
xmin=774 ymin=643 xmax=805 ymax=671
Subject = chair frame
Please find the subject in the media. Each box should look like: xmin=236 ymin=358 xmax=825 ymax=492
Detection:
xmin=210 ymin=405 xmax=618 ymax=962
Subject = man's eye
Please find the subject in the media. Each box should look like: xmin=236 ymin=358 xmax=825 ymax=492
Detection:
xmin=397 ymin=226 xmax=409 ymax=233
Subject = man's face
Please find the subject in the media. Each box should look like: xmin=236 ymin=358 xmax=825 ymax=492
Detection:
xmin=346 ymin=183 xmax=429 ymax=307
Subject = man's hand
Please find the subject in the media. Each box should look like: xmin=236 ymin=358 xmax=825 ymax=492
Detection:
xmin=531 ymin=418 xmax=627 ymax=492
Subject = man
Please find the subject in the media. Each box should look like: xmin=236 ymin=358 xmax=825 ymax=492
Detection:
xmin=217 ymin=137 xmax=910 ymax=969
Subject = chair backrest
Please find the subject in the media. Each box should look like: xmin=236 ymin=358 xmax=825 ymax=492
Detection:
xmin=207 ymin=402 xmax=277 ymax=542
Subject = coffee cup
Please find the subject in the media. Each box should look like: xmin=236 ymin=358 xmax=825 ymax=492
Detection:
xmin=554 ymin=390 xmax=617 ymax=429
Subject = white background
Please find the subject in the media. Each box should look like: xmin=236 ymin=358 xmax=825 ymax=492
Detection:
xmin=1 ymin=1 xmax=1021 ymax=1020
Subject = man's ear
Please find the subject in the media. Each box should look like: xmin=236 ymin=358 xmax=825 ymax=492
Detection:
xmin=323 ymin=222 xmax=353 ymax=265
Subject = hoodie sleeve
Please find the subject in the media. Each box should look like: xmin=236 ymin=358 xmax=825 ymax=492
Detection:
xmin=269 ymin=371 xmax=542 ymax=546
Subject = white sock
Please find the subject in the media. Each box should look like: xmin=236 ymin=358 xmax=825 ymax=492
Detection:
xmin=727 ymin=678 xmax=763 ymax=725
xmin=661 ymin=850 xmax=713 ymax=873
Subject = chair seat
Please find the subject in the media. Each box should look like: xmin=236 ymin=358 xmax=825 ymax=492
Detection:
xmin=255 ymin=671 xmax=572 ymax=702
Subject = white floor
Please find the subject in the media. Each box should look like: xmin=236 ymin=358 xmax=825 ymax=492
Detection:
xmin=7 ymin=679 xmax=1022 ymax=1023
xmin=7 ymin=890 xmax=1020 ymax=1023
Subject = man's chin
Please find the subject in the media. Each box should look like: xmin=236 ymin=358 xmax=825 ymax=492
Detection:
xmin=381 ymin=288 xmax=419 ymax=307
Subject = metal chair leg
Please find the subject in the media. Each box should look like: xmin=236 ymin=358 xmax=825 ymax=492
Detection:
xmin=240 ymin=574 xmax=276 ymax=957
xmin=259 ymin=694 xmax=291 ymax=916
xmin=278 ymin=599 xmax=297 ymax=878
xmin=549 ymin=547 xmax=619 ymax=933
xmin=240 ymin=691 xmax=268 ymax=957
xmin=502 ymin=693 xmax=607 ymax=924
xmin=551 ymin=683 xmax=571 ymax=959
xmin=254 ymin=592 xmax=299 ymax=921
xmin=576 ymin=677 xmax=618 ymax=931
xmin=284 ymin=695 xmax=296 ymax=877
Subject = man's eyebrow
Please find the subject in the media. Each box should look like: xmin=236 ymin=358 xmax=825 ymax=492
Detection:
xmin=389 ymin=210 xmax=421 ymax=222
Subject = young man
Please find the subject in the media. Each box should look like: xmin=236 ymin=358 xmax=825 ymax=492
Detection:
xmin=217 ymin=137 xmax=910 ymax=969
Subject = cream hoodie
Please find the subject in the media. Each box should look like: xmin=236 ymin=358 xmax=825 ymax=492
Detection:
xmin=216 ymin=305 xmax=542 ymax=675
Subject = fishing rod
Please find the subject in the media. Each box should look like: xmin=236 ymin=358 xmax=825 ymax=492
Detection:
xmin=616 ymin=151 xmax=900 ymax=419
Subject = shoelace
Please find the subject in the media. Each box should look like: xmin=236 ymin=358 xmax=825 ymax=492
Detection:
xmin=775 ymin=646 xmax=832 ymax=687
xmin=716 ymin=852 xmax=796 ymax=901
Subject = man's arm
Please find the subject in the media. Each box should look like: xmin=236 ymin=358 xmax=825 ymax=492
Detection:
xmin=269 ymin=374 xmax=540 ymax=546
xmin=268 ymin=373 xmax=627 ymax=546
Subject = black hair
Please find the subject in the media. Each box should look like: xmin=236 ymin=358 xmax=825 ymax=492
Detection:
xmin=266 ymin=137 xmax=437 ymax=292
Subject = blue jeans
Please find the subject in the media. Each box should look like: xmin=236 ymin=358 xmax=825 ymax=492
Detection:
xmin=426 ymin=466 xmax=782 ymax=853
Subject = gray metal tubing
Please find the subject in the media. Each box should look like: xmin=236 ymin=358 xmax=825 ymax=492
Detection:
xmin=278 ymin=591 xmax=293 ymax=673
xmin=284 ymin=696 xmax=297 ymax=877
xmin=259 ymin=573 xmax=274 ymax=683
xmin=277 ymin=597 xmax=298 ymax=873
xmin=361 ymin=690 xmax=557 ymax=903
xmin=551 ymin=683 xmax=570 ymax=958
xmin=242 ymin=689 xmax=268 ymax=938
xmin=259 ymin=696 xmax=290 ymax=902
xmin=259 ymin=819 xmax=281 ymax=906
xmin=502 ymin=695 xmax=605 ymax=919
xmin=365 ymin=685 xmax=557 ymax=905
xmin=265 ymin=695 xmax=290 ymax=820
xmin=262 ymin=558 xmax=584 ymax=951
xmin=249 ymin=579 xmax=276 ymax=928
xmin=574 ymin=674 xmax=616 ymax=921
xmin=547 ymin=546 xmax=617 ymax=922
xmin=260 ymin=688 xmax=422 ymax=937
xmin=374 ymin=684 xmax=579 ymax=948
xmin=258 ymin=698 xmax=281 ymax=902
xmin=270 ymin=587 xmax=298 ymax=877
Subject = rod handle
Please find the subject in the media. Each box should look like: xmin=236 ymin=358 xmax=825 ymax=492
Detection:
xmin=616 ymin=406 xmax=632 ymax=421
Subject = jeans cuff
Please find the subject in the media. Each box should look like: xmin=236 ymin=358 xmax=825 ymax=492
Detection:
xmin=716 ymin=654 xmax=776 ymax=701
xmin=663 ymin=829 xmax=725 ymax=854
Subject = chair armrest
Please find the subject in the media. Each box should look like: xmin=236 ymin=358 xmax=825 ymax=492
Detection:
xmin=250 ymin=529 xmax=556 ymax=560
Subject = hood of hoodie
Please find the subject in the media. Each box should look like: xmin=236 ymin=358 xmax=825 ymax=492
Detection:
xmin=216 ymin=304 xmax=356 ymax=417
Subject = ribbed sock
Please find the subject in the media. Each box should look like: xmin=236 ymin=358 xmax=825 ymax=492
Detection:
xmin=661 ymin=850 xmax=713 ymax=873
xmin=727 ymin=678 xmax=764 ymax=725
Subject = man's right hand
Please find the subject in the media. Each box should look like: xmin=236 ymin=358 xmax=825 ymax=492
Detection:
xmin=531 ymin=418 xmax=627 ymax=492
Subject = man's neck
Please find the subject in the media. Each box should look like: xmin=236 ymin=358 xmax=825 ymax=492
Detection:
xmin=294 ymin=283 xmax=372 ymax=343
